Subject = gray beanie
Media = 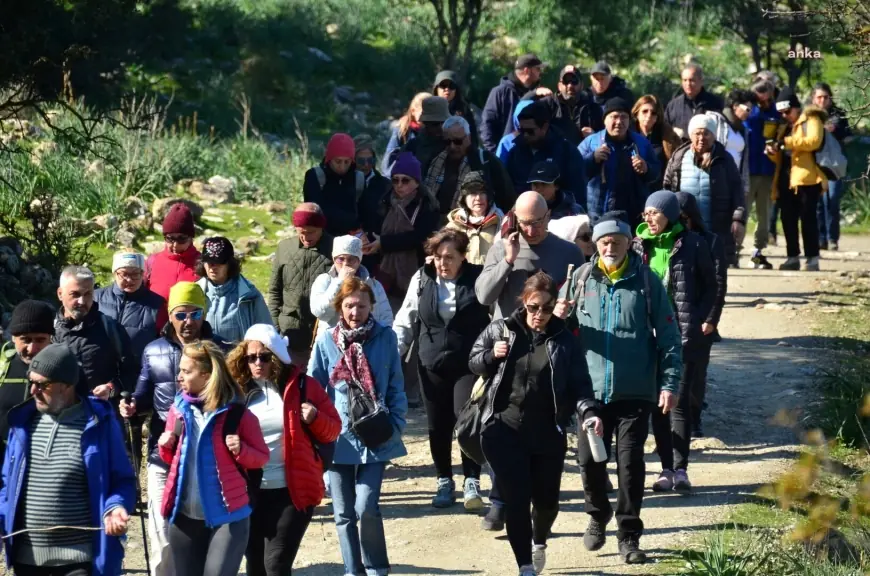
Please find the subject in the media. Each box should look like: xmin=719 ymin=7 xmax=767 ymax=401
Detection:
xmin=28 ymin=344 xmax=80 ymax=388
xmin=645 ymin=190 xmax=681 ymax=224
xmin=592 ymin=211 xmax=633 ymax=242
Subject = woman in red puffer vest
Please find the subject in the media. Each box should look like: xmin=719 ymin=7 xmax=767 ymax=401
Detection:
xmin=145 ymin=202 xmax=202 ymax=330
xmin=227 ymin=323 xmax=341 ymax=576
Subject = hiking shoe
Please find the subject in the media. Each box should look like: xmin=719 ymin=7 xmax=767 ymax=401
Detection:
xmin=463 ymin=478 xmax=484 ymax=511
xmin=618 ymin=537 xmax=647 ymax=564
xmin=481 ymin=504 xmax=505 ymax=531
xmin=751 ymin=250 xmax=773 ymax=270
xmin=674 ymin=469 xmax=692 ymax=493
xmin=804 ymin=257 xmax=820 ymax=272
xmin=519 ymin=565 xmax=537 ymax=576
xmin=831 ymin=241 xmax=839 ymax=251
xmin=583 ymin=513 xmax=611 ymax=551
xmin=532 ymin=544 xmax=547 ymax=573
xmin=820 ymin=241 xmax=829 ymax=251
xmin=652 ymin=470 xmax=674 ymax=492
xmin=432 ymin=477 xmax=455 ymax=508
xmin=779 ymin=257 xmax=800 ymax=271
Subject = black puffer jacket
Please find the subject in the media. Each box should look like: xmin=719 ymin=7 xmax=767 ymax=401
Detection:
xmin=677 ymin=192 xmax=727 ymax=327
xmin=53 ymin=303 xmax=138 ymax=393
xmin=302 ymin=162 xmax=364 ymax=237
xmin=95 ymin=283 xmax=165 ymax=363
xmin=132 ymin=321 xmax=230 ymax=466
xmin=468 ymin=308 xmax=596 ymax=429
xmin=631 ymin=227 xmax=717 ymax=358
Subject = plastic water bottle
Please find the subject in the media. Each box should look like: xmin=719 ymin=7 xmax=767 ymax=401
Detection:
xmin=584 ymin=419 xmax=608 ymax=463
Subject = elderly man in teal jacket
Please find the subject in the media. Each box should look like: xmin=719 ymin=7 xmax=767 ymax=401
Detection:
xmin=555 ymin=210 xmax=682 ymax=566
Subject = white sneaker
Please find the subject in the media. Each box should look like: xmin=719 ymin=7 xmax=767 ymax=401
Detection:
xmin=532 ymin=544 xmax=547 ymax=572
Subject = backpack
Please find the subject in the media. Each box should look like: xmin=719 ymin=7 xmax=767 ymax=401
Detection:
xmin=298 ymin=372 xmax=336 ymax=472
xmin=568 ymin=262 xmax=655 ymax=334
xmin=814 ymin=130 xmax=848 ymax=181
xmin=315 ymin=166 xmax=365 ymax=203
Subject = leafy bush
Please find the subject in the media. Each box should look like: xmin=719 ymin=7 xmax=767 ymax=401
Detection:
xmin=806 ymin=358 xmax=870 ymax=450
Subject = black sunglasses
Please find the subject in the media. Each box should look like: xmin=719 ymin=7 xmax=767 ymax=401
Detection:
xmin=438 ymin=82 xmax=457 ymax=90
xmin=392 ymin=176 xmax=413 ymax=186
xmin=527 ymin=303 xmax=556 ymax=315
xmin=444 ymin=137 xmax=465 ymax=146
xmin=562 ymin=76 xmax=580 ymax=86
xmin=28 ymin=378 xmax=55 ymax=392
xmin=164 ymin=234 xmax=190 ymax=244
xmin=356 ymin=156 xmax=375 ymax=165
xmin=246 ymin=352 xmax=273 ymax=364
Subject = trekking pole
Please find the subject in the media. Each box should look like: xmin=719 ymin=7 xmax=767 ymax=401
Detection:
xmin=120 ymin=392 xmax=151 ymax=575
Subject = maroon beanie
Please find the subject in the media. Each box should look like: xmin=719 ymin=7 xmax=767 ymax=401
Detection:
xmin=325 ymin=133 xmax=355 ymax=164
xmin=162 ymin=203 xmax=195 ymax=237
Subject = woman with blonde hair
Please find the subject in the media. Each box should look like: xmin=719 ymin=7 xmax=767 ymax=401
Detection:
xmin=632 ymin=95 xmax=681 ymax=191
xmin=227 ymin=324 xmax=341 ymax=576
xmin=383 ymin=91 xmax=431 ymax=174
xmin=159 ymin=340 xmax=269 ymax=576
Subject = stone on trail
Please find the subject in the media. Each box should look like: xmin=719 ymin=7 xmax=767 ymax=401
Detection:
xmin=151 ymin=197 xmax=204 ymax=222
xmin=263 ymin=201 xmax=287 ymax=214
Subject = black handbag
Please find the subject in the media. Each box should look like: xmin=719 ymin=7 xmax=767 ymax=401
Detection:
xmin=454 ymin=377 xmax=488 ymax=466
xmin=347 ymin=380 xmax=395 ymax=449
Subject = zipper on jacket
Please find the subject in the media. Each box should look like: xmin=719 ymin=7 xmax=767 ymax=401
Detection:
xmin=545 ymin=336 xmax=561 ymax=434
xmin=604 ymin=286 xmax=616 ymax=403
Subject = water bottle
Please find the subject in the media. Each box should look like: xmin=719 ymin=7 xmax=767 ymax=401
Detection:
xmin=584 ymin=418 xmax=608 ymax=463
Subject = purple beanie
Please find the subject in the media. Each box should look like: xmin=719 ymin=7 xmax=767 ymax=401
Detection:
xmin=391 ymin=152 xmax=422 ymax=183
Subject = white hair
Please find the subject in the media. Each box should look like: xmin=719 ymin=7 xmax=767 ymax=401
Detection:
xmin=59 ymin=265 xmax=95 ymax=288
xmin=442 ymin=115 xmax=471 ymax=136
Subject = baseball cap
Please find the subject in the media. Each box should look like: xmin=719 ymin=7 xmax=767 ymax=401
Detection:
xmin=559 ymin=65 xmax=580 ymax=80
xmin=515 ymin=54 xmax=543 ymax=70
xmin=527 ymin=161 xmax=560 ymax=185
xmin=590 ymin=61 xmax=612 ymax=76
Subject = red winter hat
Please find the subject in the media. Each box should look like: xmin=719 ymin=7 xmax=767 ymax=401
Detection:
xmin=162 ymin=203 xmax=195 ymax=237
xmin=324 ymin=133 xmax=355 ymax=164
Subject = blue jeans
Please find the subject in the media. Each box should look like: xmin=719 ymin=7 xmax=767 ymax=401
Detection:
xmin=818 ymin=180 xmax=844 ymax=243
xmin=329 ymin=463 xmax=390 ymax=576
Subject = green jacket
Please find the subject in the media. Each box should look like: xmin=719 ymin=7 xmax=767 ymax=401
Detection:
xmin=563 ymin=252 xmax=682 ymax=404
xmin=268 ymin=233 xmax=334 ymax=348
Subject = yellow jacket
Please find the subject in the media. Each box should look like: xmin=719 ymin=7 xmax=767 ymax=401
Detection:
xmin=767 ymin=105 xmax=829 ymax=198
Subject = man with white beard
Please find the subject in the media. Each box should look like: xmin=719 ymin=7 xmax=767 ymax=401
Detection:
xmin=553 ymin=210 xmax=682 ymax=565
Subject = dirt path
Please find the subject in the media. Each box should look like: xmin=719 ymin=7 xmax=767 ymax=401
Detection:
xmin=108 ymin=236 xmax=870 ymax=576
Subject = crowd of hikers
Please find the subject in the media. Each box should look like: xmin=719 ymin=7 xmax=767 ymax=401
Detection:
xmin=0 ymin=53 xmax=853 ymax=576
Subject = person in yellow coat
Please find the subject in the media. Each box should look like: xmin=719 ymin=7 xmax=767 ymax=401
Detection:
xmin=765 ymin=87 xmax=828 ymax=271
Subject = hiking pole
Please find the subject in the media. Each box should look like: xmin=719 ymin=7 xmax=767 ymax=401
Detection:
xmin=120 ymin=392 xmax=151 ymax=575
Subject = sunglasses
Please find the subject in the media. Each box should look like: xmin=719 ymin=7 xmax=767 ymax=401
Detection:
xmin=28 ymin=379 xmax=55 ymax=392
xmin=562 ymin=76 xmax=580 ymax=86
xmin=246 ymin=352 xmax=273 ymax=364
xmin=173 ymin=310 xmax=204 ymax=322
xmin=527 ymin=303 xmax=556 ymax=316
xmin=438 ymin=82 xmax=457 ymax=91
xmin=164 ymin=234 xmax=190 ymax=244
xmin=356 ymin=156 xmax=375 ymax=165
xmin=444 ymin=137 xmax=465 ymax=146
xmin=392 ymin=176 xmax=414 ymax=186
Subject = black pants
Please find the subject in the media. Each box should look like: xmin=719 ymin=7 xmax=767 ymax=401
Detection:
xmin=689 ymin=337 xmax=714 ymax=416
xmin=780 ymin=183 xmax=821 ymax=258
xmin=169 ymin=513 xmax=250 ymax=576
xmin=651 ymin=367 xmax=693 ymax=471
xmin=246 ymin=488 xmax=314 ymax=576
xmin=577 ymin=400 xmax=652 ymax=540
xmin=419 ymin=364 xmax=481 ymax=479
xmin=14 ymin=564 xmax=91 ymax=576
xmin=482 ymin=419 xmax=566 ymax=568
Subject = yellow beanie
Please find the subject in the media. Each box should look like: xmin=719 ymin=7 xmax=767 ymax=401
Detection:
xmin=168 ymin=282 xmax=207 ymax=313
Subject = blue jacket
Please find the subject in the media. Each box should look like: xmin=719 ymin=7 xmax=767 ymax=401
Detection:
xmin=133 ymin=322 xmax=229 ymax=467
xmin=0 ymin=397 xmax=136 ymax=576
xmin=744 ymin=104 xmax=779 ymax=176
xmin=503 ymin=130 xmax=588 ymax=208
xmin=495 ymin=100 xmax=534 ymax=162
xmin=382 ymin=126 xmax=417 ymax=176
xmin=95 ymin=283 xmax=165 ymax=363
xmin=307 ymin=322 xmax=408 ymax=464
xmin=481 ymin=74 xmax=532 ymax=153
xmin=197 ymin=275 xmax=271 ymax=345
xmin=579 ymin=129 xmax=661 ymax=225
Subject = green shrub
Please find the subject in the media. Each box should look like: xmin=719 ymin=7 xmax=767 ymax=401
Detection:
xmin=807 ymin=358 xmax=870 ymax=451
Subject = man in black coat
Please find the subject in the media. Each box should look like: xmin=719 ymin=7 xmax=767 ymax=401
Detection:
xmin=588 ymin=61 xmax=635 ymax=116
xmin=664 ymin=63 xmax=724 ymax=140
xmin=480 ymin=53 xmax=545 ymax=153
xmin=532 ymin=65 xmax=604 ymax=147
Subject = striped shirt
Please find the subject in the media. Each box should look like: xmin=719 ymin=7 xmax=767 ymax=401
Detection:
xmin=14 ymin=402 xmax=93 ymax=566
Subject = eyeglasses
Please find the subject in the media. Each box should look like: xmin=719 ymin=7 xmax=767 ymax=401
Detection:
xmin=642 ymin=210 xmax=663 ymax=219
xmin=356 ymin=156 xmax=375 ymax=165
xmin=392 ymin=177 xmax=414 ymax=186
xmin=562 ymin=76 xmax=580 ymax=86
xmin=173 ymin=310 xmax=204 ymax=322
xmin=116 ymin=271 xmax=143 ymax=282
xmin=246 ymin=352 xmax=273 ymax=364
xmin=444 ymin=137 xmax=465 ymax=146
xmin=164 ymin=234 xmax=190 ymax=244
xmin=438 ymin=82 xmax=457 ymax=91
xmin=526 ymin=303 xmax=555 ymax=316
xmin=518 ymin=216 xmax=547 ymax=228
xmin=28 ymin=379 xmax=55 ymax=392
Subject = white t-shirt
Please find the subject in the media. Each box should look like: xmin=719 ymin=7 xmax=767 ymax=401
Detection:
xmin=246 ymin=381 xmax=287 ymax=489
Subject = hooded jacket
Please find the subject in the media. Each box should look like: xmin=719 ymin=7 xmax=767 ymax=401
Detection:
xmin=1 ymin=397 xmax=136 ymax=576
xmin=95 ymin=283 xmax=165 ymax=362
xmin=767 ymin=105 xmax=829 ymax=193
xmin=588 ymin=76 xmax=635 ymax=114
xmin=303 ymin=162 xmax=364 ymax=237
xmin=663 ymin=141 xmax=746 ymax=262
xmin=526 ymin=92 xmax=604 ymax=147
xmin=481 ymin=73 xmax=535 ymax=153
xmin=744 ymin=102 xmax=780 ymax=177
xmin=664 ymin=87 xmax=725 ymax=136
xmin=495 ymin=99 xmax=535 ymax=160
xmin=562 ymin=252 xmax=682 ymax=404
xmin=309 ymin=265 xmax=393 ymax=342
xmin=197 ymin=275 xmax=271 ymax=344
xmin=445 ymin=205 xmax=503 ymax=265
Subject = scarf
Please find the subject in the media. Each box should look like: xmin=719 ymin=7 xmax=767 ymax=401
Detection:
xmin=424 ymin=150 xmax=471 ymax=213
xmin=637 ymin=222 xmax=683 ymax=283
xmin=378 ymin=191 xmax=423 ymax=296
xmin=597 ymin=255 xmax=630 ymax=282
xmin=182 ymin=392 xmax=203 ymax=405
xmin=329 ymin=317 xmax=377 ymax=398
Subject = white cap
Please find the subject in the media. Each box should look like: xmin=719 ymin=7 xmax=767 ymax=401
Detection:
xmin=112 ymin=252 xmax=145 ymax=272
xmin=332 ymin=235 xmax=363 ymax=260
xmin=243 ymin=323 xmax=292 ymax=365
xmin=687 ymin=114 xmax=716 ymax=135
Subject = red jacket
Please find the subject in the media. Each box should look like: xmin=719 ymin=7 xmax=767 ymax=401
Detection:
xmin=276 ymin=366 xmax=342 ymax=510
xmin=160 ymin=399 xmax=269 ymax=524
xmin=145 ymin=246 xmax=201 ymax=331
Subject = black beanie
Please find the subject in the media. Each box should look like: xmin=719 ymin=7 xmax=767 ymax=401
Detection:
xmin=775 ymin=87 xmax=801 ymax=112
xmin=604 ymin=97 xmax=631 ymax=118
xmin=8 ymin=300 xmax=56 ymax=336
xmin=28 ymin=344 xmax=80 ymax=388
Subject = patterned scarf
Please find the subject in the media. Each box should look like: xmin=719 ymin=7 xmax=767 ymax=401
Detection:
xmin=329 ymin=316 xmax=377 ymax=399
xmin=423 ymin=150 xmax=470 ymax=212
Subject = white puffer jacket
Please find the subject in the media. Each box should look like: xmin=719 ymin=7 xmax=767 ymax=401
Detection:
xmin=309 ymin=265 xmax=394 ymax=343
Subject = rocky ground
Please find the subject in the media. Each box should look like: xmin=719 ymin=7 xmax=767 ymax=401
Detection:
xmin=17 ymin=235 xmax=870 ymax=576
